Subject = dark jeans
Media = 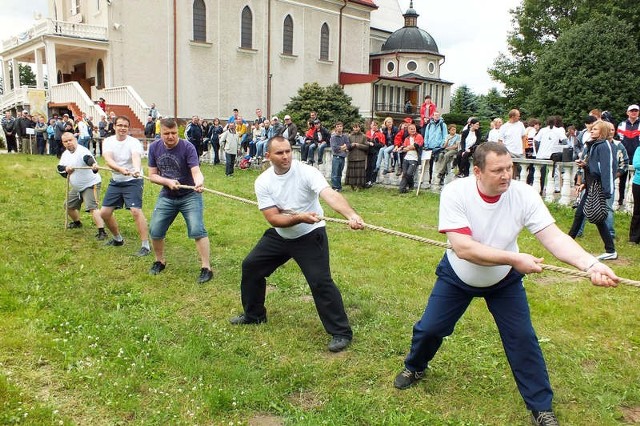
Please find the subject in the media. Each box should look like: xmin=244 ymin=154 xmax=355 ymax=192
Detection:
xmin=37 ymin=136 xmax=46 ymax=155
xmin=365 ymin=152 xmax=378 ymax=183
xmin=399 ymin=159 xmax=418 ymax=192
xmin=331 ymin=155 xmax=345 ymax=190
xmin=568 ymin=189 xmax=616 ymax=253
xmin=404 ymin=255 xmax=553 ymax=411
xmin=211 ymin=140 xmax=220 ymax=164
xmin=225 ymin=153 xmax=236 ymax=175
xmin=6 ymin=134 xmax=17 ymax=153
xmin=240 ymin=227 xmax=352 ymax=338
xmin=630 ymin=183 xmax=640 ymax=243
xmin=618 ymin=170 xmax=628 ymax=206
xmin=300 ymin=142 xmax=311 ymax=162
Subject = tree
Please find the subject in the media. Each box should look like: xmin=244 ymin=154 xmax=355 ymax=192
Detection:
xmin=7 ymin=63 xmax=37 ymax=89
xmin=476 ymin=88 xmax=506 ymax=120
xmin=19 ymin=64 xmax=37 ymax=87
xmin=489 ymin=0 xmax=640 ymax=110
xmin=449 ymin=85 xmax=478 ymax=116
xmin=278 ymin=82 xmax=362 ymax=131
xmin=527 ymin=16 xmax=640 ymax=126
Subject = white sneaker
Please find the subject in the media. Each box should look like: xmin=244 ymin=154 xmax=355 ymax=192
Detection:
xmin=596 ymin=252 xmax=618 ymax=261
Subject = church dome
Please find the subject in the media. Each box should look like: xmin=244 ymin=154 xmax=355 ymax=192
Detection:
xmin=381 ymin=27 xmax=439 ymax=54
xmin=380 ymin=1 xmax=439 ymax=54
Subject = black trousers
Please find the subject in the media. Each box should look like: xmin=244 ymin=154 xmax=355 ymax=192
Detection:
xmin=630 ymin=183 xmax=640 ymax=243
xmin=240 ymin=227 xmax=352 ymax=338
xmin=568 ymin=190 xmax=615 ymax=253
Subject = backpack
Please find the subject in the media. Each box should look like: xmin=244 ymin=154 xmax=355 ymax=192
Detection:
xmin=239 ymin=155 xmax=252 ymax=170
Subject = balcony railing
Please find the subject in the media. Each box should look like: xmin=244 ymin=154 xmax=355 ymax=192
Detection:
xmin=99 ymin=86 xmax=149 ymax=126
xmin=1 ymin=19 xmax=107 ymax=50
xmin=374 ymin=103 xmax=416 ymax=115
xmin=0 ymin=86 xmax=30 ymax=111
xmin=50 ymin=82 xmax=105 ymax=119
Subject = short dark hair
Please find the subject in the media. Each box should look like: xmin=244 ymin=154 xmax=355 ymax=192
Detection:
xmin=160 ymin=117 xmax=177 ymax=129
xmin=473 ymin=142 xmax=510 ymax=171
xmin=266 ymin=135 xmax=288 ymax=152
xmin=115 ymin=115 xmax=130 ymax=126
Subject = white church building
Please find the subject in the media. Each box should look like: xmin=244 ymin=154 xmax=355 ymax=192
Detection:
xmin=0 ymin=0 xmax=451 ymax=134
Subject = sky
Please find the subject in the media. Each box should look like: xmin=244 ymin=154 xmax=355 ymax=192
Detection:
xmin=0 ymin=0 xmax=521 ymax=95
xmin=403 ymin=0 xmax=521 ymax=94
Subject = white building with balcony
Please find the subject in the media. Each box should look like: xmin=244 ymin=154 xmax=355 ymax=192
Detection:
xmin=0 ymin=0 xmax=451 ymax=134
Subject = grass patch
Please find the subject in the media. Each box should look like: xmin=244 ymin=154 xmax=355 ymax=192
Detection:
xmin=0 ymin=154 xmax=638 ymax=425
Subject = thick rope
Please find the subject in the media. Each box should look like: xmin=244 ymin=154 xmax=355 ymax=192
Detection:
xmin=168 ymin=184 xmax=639 ymax=288
xmin=69 ymin=168 xmax=640 ymax=287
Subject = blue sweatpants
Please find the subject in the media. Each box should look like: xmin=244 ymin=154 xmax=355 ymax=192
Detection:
xmin=404 ymin=254 xmax=553 ymax=411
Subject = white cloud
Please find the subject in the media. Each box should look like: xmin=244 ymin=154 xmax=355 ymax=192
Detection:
xmin=405 ymin=0 xmax=520 ymax=95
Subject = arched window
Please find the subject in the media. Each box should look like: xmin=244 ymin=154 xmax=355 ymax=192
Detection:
xmin=320 ymin=23 xmax=329 ymax=60
xmin=241 ymin=6 xmax=253 ymax=49
xmin=96 ymin=59 xmax=104 ymax=89
xmin=283 ymin=15 xmax=293 ymax=55
xmin=193 ymin=0 xmax=206 ymax=42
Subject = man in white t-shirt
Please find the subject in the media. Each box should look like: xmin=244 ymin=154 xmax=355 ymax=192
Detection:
xmin=229 ymin=136 xmax=364 ymax=353
xmin=57 ymin=132 xmax=107 ymax=239
xmin=99 ymin=116 xmax=150 ymax=256
xmin=393 ymin=142 xmax=619 ymax=425
xmin=498 ymin=109 xmax=527 ymax=157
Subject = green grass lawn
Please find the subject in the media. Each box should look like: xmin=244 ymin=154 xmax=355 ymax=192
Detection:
xmin=0 ymin=154 xmax=638 ymax=425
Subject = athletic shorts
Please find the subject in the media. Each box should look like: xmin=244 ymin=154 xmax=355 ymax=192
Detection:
xmin=102 ymin=178 xmax=144 ymax=210
xmin=67 ymin=183 xmax=101 ymax=211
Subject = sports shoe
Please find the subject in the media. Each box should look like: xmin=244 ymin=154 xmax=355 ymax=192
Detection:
xmin=393 ymin=368 xmax=424 ymax=389
xmin=328 ymin=336 xmax=351 ymax=353
xmin=134 ymin=247 xmax=151 ymax=257
xmin=67 ymin=221 xmax=82 ymax=229
xmin=148 ymin=261 xmax=166 ymax=275
xmin=197 ymin=268 xmax=213 ymax=283
xmin=95 ymin=230 xmax=108 ymax=240
xmin=596 ymin=251 xmax=618 ymax=261
xmin=531 ymin=410 xmax=559 ymax=426
xmin=229 ymin=313 xmax=267 ymax=325
xmin=105 ymin=238 xmax=124 ymax=247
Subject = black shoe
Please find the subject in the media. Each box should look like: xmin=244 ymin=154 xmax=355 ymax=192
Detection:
xmin=67 ymin=221 xmax=82 ymax=229
xmin=105 ymin=238 xmax=124 ymax=247
xmin=229 ymin=313 xmax=267 ymax=325
xmin=531 ymin=410 xmax=559 ymax=426
xmin=328 ymin=336 xmax=351 ymax=352
xmin=135 ymin=247 xmax=151 ymax=257
xmin=197 ymin=268 xmax=213 ymax=283
xmin=95 ymin=230 xmax=108 ymax=241
xmin=317 ymin=161 xmax=323 ymax=165
xmin=364 ymin=181 xmax=373 ymax=188
xmin=393 ymin=368 xmax=424 ymax=389
xmin=149 ymin=261 xmax=166 ymax=275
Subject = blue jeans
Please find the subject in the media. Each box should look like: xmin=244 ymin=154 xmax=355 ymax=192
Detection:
xmin=381 ymin=145 xmax=395 ymax=170
xmin=605 ymin=195 xmax=615 ymax=239
xmin=331 ymin=156 xmax=345 ymax=190
xmin=256 ymin=139 xmax=268 ymax=158
xmin=149 ymin=192 xmax=207 ymax=239
xmin=78 ymin=136 xmax=90 ymax=148
xmin=404 ymin=255 xmax=553 ymax=411
xmin=308 ymin=142 xmax=327 ymax=164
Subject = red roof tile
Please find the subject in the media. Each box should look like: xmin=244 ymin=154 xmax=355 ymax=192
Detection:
xmin=349 ymin=0 xmax=378 ymax=8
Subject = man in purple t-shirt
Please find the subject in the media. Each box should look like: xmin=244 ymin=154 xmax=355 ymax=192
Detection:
xmin=147 ymin=118 xmax=213 ymax=283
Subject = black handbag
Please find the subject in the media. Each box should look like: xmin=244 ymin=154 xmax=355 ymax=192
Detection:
xmin=583 ymin=180 xmax=608 ymax=224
